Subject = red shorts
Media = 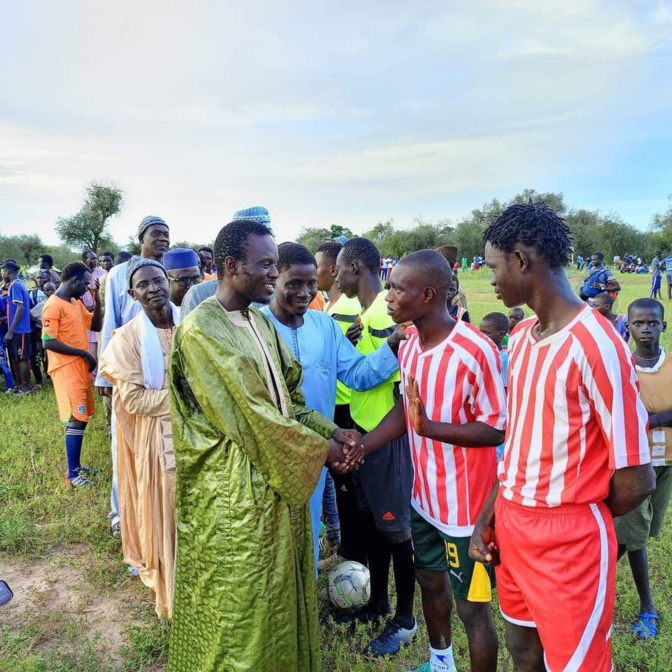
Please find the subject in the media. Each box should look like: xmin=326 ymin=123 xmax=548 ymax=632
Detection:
xmin=495 ymin=495 xmax=616 ymax=672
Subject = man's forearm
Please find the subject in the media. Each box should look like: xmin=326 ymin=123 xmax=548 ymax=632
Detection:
xmin=474 ymin=482 xmax=499 ymax=528
xmin=422 ymin=420 xmax=504 ymax=447
xmin=361 ymin=399 xmax=406 ymax=454
xmin=43 ymin=339 xmax=90 ymax=359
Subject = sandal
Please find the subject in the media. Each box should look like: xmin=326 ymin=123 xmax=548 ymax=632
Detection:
xmin=632 ymin=611 xmax=659 ymax=640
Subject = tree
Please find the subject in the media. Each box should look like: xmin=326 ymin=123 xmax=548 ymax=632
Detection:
xmin=329 ymin=224 xmax=353 ymax=240
xmin=56 ymin=182 xmax=123 ymax=253
xmin=0 ymin=234 xmax=45 ymax=267
xmin=296 ymin=227 xmax=332 ymax=252
xmin=650 ymin=195 xmax=672 ymax=249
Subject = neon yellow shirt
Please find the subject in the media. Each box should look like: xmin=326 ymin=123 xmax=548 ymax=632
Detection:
xmin=349 ymin=291 xmax=399 ymax=431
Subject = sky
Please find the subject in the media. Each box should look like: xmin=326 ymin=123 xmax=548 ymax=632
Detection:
xmin=1 ymin=0 xmax=671 ymax=248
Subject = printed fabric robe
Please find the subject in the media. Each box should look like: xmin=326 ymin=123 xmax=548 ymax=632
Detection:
xmin=99 ymin=314 xmax=176 ymax=619
xmin=167 ymin=298 xmax=336 ymax=672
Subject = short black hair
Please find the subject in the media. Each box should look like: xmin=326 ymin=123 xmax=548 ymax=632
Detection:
xmin=277 ymin=242 xmax=316 ymax=273
xmin=509 ymin=307 xmax=524 ymax=319
xmin=116 ymin=251 xmax=132 ymax=264
xmin=40 ymin=254 xmax=54 ymax=267
xmin=482 ymin=312 xmax=509 ymax=333
xmin=398 ymin=250 xmax=452 ymax=295
xmin=82 ymin=250 xmax=96 ymax=261
xmin=316 ymin=241 xmax=343 ymax=265
xmin=101 ymin=251 xmax=114 ymax=259
xmin=628 ymin=298 xmax=664 ymax=319
xmin=198 ymin=246 xmax=214 ymax=255
xmin=340 ymin=238 xmax=380 ymax=275
xmin=593 ymin=292 xmax=614 ymax=308
xmin=593 ymin=252 xmax=604 ymax=261
xmin=483 ymin=201 xmax=572 ymax=269
xmin=61 ymin=261 xmax=90 ymax=283
xmin=214 ymin=219 xmax=274 ymax=277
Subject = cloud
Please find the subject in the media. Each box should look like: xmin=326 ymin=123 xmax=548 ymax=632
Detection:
xmin=0 ymin=0 xmax=670 ymax=243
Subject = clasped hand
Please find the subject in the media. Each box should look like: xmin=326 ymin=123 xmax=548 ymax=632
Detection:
xmin=326 ymin=428 xmax=365 ymax=475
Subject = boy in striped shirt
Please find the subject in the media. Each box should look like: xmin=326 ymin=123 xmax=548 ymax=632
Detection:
xmin=471 ymin=202 xmax=655 ymax=672
xmin=361 ymin=250 xmax=506 ymax=672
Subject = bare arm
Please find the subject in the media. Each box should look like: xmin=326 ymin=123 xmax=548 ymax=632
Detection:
xmin=361 ymin=397 xmax=407 ymax=455
xmin=5 ymin=302 xmax=24 ymax=336
xmin=648 ymin=408 xmax=672 ymax=429
xmin=406 ymin=375 xmax=504 ymax=446
xmin=43 ymin=339 xmax=96 ymax=372
xmin=605 ymin=464 xmax=656 ymax=518
xmin=468 ymin=483 xmax=500 ymax=565
xmin=419 ymin=421 xmax=503 ymax=447
xmin=90 ymin=283 xmax=103 ymax=332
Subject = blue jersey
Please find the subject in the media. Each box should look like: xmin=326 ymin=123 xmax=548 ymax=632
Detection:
xmin=6 ymin=280 xmax=31 ymax=334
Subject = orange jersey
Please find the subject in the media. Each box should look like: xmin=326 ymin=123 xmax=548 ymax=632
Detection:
xmin=42 ymin=295 xmax=93 ymax=374
xmin=308 ymin=292 xmax=326 ymax=311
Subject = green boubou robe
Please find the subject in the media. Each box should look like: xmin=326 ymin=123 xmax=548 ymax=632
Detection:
xmin=167 ymin=297 xmax=335 ymax=672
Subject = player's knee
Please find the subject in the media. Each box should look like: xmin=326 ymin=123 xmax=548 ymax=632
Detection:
xmin=415 ymin=567 xmax=445 ymax=594
xmin=455 ymin=598 xmax=491 ymax=629
xmin=505 ymin=633 xmax=543 ymax=671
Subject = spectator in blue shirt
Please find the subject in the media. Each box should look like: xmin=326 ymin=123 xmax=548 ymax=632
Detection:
xmin=580 ymin=252 xmax=620 ymax=301
xmin=1 ymin=259 xmax=35 ymax=394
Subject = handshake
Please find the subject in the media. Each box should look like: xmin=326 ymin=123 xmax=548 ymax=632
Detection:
xmin=326 ymin=428 xmax=366 ymax=475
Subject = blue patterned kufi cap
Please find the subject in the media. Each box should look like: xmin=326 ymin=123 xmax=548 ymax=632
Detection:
xmin=332 ymin=235 xmax=349 ymax=245
xmin=137 ymin=215 xmax=168 ymax=240
xmin=163 ymin=248 xmax=200 ymax=270
xmin=126 ymin=257 xmax=166 ymax=289
xmin=232 ymin=206 xmax=271 ymax=226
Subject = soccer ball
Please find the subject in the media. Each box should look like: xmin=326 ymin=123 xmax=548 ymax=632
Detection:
xmin=327 ymin=561 xmax=370 ymax=611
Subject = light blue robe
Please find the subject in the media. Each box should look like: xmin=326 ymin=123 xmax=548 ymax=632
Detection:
xmin=262 ymin=308 xmax=399 ymax=568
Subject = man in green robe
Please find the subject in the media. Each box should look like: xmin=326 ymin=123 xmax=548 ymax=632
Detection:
xmin=168 ymin=218 xmax=363 ymax=672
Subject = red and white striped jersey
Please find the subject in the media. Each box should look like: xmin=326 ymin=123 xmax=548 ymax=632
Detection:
xmin=399 ymin=321 xmax=507 ymax=536
xmin=501 ymin=305 xmax=651 ymax=508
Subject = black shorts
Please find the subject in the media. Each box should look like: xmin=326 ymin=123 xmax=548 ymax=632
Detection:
xmin=352 ymin=429 xmax=413 ymax=533
xmin=7 ymin=333 xmax=32 ymax=362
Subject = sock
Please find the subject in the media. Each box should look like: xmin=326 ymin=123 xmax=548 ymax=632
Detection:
xmin=365 ymin=516 xmax=392 ymax=612
xmin=391 ymin=538 xmax=416 ymax=627
xmin=65 ymin=425 xmax=86 ymax=479
xmin=430 ymin=645 xmax=455 ymax=672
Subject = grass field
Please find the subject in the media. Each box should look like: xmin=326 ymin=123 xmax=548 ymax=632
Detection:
xmin=1 ymin=269 xmax=672 ymax=671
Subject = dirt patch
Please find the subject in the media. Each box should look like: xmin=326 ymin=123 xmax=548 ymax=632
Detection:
xmin=0 ymin=547 xmax=139 ymax=666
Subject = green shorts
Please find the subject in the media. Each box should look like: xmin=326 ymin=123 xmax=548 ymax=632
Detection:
xmin=614 ymin=466 xmax=672 ymax=552
xmin=411 ymin=508 xmax=495 ymax=602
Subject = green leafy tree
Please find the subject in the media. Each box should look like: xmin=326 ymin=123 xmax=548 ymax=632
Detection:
xmin=329 ymin=224 xmax=353 ymax=240
xmin=0 ymin=234 xmax=45 ymax=267
xmin=56 ymin=182 xmax=123 ymax=253
xmin=650 ymin=195 xmax=672 ymax=250
xmin=296 ymin=227 xmax=332 ymax=253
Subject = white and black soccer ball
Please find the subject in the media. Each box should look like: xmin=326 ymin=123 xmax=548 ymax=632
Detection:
xmin=327 ymin=561 xmax=370 ymax=611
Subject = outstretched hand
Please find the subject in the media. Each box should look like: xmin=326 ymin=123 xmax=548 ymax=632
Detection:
xmin=405 ymin=375 xmax=430 ymax=436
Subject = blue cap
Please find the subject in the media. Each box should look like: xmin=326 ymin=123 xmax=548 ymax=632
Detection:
xmin=163 ymin=248 xmax=200 ymax=270
xmin=232 ymin=206 xmax=271 ymax=226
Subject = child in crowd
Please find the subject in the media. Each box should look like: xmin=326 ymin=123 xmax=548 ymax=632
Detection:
xmin=502 ymin=307 xmax=524 ymax=348
xmin=479 ymin=312 xmax=509 ymax=461
xmin=614 ymin=298 xmax=672 ymax=640
xmin=592 ymin=292 xmax=629 ymax=342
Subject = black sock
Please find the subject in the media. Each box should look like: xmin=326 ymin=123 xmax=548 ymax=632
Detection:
xmin=391 ymin=538 xmax=415 ymax=627
xmin=365 ymin=517 xmax=392 ymax=613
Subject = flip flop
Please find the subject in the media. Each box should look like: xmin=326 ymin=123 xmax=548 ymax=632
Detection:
xmin=632 ymin=611 xmax=659 ymax=640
